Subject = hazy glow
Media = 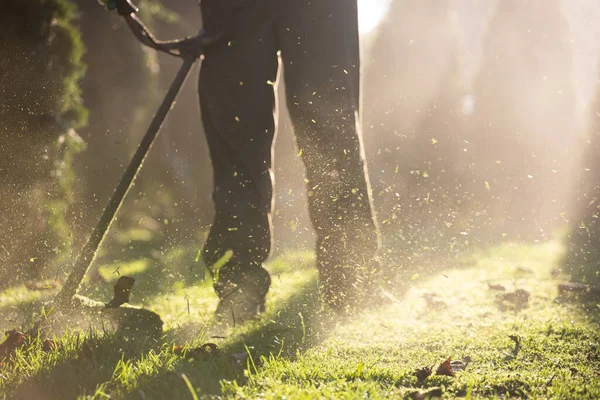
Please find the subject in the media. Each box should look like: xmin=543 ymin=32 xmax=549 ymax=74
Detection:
xmin=358 ymin=0 xmax=391 ymax=34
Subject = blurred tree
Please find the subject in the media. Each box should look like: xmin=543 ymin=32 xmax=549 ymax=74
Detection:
xmin=0 ymin=0 xmax=86 ymax=287
xmin=71 ymin=1 xmax=212 ymax=272
xmin=563 ymin=60 xmax=600 ymax=284
xmin=468 ymin=0 xmax=578 ymax=243
xmin=71 ymin=0 xmax=163 ymax=264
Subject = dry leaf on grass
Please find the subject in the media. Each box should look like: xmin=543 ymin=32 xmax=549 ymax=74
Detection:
xmin=503 ymin=289 xmax=530 ymax=304
xmin=415 ymin=365 xmax=433 ymax=383
xmin=497 ymin=289 xmax=531 ymax=310
xmin=0 ymin=330 xmax=25 ymax=364
xmin=173 ymin=343 xmax=220 ymax=361
xmin=435 ymin=357 xmax=455 ymax=377
xmin=416 ymin=356 xmax=465 ymax=382
xmin=487 ymin=283 xmax=506 ymax=291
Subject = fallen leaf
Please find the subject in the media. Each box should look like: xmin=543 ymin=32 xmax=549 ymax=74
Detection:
xmin=189 ymin=343 xmax=219 ymax=360
xmin=174 ymin=343 xmax=220 ymax=361
xmin=501 ymin=289 xmax=530 ymax=306
xmin=0 ymin=330 xmax=25 ymax=362
xmin=435 ymin=357 xmax=455 ymax=377
xmin=487 ymin=283 xmax=506 ymax=291
xmin=106 ymin=276 xmax=136 ymax=308
xmin=415 ymin=365 xmax=433 ymax=383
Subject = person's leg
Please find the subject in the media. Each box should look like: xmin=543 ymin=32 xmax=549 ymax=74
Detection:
xmin=277 ymin=0 xmax=381 ymax=310
xmin=199 ymin=1 xmax=278 ymax=322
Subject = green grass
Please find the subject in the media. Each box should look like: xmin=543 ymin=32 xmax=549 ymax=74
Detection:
xmin=0 ymin=242 xmax=599 ymax=399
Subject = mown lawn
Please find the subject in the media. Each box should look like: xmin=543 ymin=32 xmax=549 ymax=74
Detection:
xmin=0 ymin=242 xmax=598 ymax=399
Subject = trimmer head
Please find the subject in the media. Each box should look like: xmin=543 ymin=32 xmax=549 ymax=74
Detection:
xmin=46 ymin=294 xmax=163 ymax=338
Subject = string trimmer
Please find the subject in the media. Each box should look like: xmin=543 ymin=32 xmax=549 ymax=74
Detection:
xmin=46 ymin=0 xmax=212 ymax=334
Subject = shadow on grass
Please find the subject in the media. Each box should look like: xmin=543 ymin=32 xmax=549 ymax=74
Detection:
xmin=125 ymin=277 xmax=329 ymax=398
xmin=5 ymin=328 xmax=162 ymax=400
xmin=2 ymin=276 xmax=332 ymax=399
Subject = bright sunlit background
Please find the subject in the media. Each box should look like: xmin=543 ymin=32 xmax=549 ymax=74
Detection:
xmin=358 ymin=0 xmax=391 ymax=34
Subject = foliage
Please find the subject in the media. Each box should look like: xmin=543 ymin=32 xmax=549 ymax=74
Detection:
xmin=0 ymin=0 xmax=87 ymax=285
xmin=0 ymin=0 xmax=87 ymax=143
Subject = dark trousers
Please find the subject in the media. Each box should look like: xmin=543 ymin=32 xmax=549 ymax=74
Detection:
xmin=199 ymin=0 xmax=380 ymax=304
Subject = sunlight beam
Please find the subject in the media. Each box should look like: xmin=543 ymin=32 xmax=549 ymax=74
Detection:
xmin=358 ymin=0 xmax=391 ymax=34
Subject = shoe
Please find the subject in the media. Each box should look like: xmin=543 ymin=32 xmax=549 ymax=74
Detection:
xmin=208 ymin=263 xmax=271 ymax=334
xmin=210 ymin=286 xmax=266 ymax=335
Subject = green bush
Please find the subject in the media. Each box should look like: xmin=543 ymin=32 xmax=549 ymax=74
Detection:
xmin=0 ymin=0 xmax=86 ymax=286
